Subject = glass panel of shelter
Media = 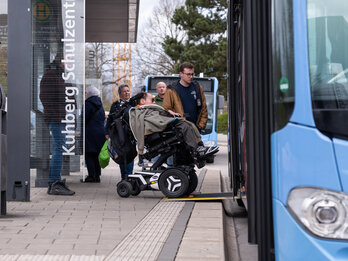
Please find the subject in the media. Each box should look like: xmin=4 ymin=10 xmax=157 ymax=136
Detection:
xmin=0 ymin=2 xmax=7 ymax=95
xmin=31 ymin=0 xmax=85 ymax=186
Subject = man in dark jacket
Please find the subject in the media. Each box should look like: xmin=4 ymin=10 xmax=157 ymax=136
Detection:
xmin=163 ymin=62 xmax=208 ymax=132
xmin=82 ymin=86 xmax=106 ymax=183
xmin=40 ymin=55 xmax=75 ymax=195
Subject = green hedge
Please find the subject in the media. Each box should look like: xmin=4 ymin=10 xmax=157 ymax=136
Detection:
xmin=217 ymin=112 xmax=228 ymax=134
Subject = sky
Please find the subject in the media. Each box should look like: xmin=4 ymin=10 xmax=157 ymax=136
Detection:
xmin=0 ymin=2 xmax=6 ymax=14
xmin=138 ymin=0 xmax=160 ymax=30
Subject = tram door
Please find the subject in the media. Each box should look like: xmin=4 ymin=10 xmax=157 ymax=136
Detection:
xmin=228 ymin=0 xmax=274 ymax=260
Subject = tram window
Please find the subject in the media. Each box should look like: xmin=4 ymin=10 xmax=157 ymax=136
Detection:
xmin=147 ymin=76 xmax=215 ymax=135
xmin=272 ymin=0 xmax=295 ymax=131
xmin=308 ymin=0 xmax=348 ymax=138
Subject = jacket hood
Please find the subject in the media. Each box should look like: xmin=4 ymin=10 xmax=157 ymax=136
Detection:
xmin=86 ymin=86 xmax=100 ymax=99
xmin=86 ymin=95 xmax=102 ymax=108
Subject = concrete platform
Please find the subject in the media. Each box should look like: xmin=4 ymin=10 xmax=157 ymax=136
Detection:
xmin=176 ymin=170 xmax=224 ymax=261
xmin=0 ymin=160 xmax=226 ymax=260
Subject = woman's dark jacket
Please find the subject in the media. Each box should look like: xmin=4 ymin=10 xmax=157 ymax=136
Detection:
xmin=104 ymin=99 xmax=136 ymax=165
xmin=85 ymin=96 xmax=106 ymax=153
xmin=105 ymin=99 xmax=130 ymax=136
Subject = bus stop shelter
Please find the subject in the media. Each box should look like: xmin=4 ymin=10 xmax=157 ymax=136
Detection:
xmin=3 ymin=0 xmax=140 ymax=207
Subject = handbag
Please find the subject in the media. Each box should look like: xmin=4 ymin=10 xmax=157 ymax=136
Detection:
xmin=98 ymin=140 xmax=110 ymax=168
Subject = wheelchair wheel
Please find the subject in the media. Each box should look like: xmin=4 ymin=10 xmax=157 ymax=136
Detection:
xmin=186 ymin=171 xmax=198 ymax=195
xmin=117 ymin=181 xmax=132 ymax=198
xmin=159 ymin=169 xmax=189 ymax=198
xmin=131 ymin=182 xmax=141 ymax=196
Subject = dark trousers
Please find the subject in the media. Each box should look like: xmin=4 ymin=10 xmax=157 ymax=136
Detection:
xmin=119 ymin=161 xmax=134 ymax=179
xmin=85 ymin=152 xmax=101 ymax=178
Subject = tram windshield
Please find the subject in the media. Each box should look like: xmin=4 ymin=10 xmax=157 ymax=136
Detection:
xmin=308 ymin=0 xmax=348 ymax=138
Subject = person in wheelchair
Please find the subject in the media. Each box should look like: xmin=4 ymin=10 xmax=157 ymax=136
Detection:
xmin=115 ymin=92 xmax=218 ymax=198
xmin=128 ymin=92 xmax=218 ymax=169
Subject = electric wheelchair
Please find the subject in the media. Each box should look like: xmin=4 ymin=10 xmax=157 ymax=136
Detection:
xmin=116 ymin=120 xmax=206 ymax=198
xmin=108 ymin=94 xmax=217 ymax=198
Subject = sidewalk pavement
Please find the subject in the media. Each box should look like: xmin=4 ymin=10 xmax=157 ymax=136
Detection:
xmin=217 ymin=133 xmax=228 ymax=145
xmin=0 ymin=160 xmax=226 ymax=261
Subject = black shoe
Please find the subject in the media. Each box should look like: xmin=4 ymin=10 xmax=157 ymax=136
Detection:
xmin=47 ymin=178 xmax=66 ymax=193
xmin=195 ymin=145 xmax=219 ymax=158
xmin=48 ymin=180 xmax=75 ymax=195
xmin=80 ymin=176 xmax=100 ymax=183
xmin=205 ymin=146 xmax=219 ymax=155
xmin=195 ymin=145 xmax=207 ymax=157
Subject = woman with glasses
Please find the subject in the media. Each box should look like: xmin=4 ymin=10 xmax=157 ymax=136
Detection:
xmin=105 ymin=84 xmax=134 ymax=180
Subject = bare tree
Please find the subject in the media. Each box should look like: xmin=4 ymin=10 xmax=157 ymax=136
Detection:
xmin=133 ymin=0 xmax=185 ymax=84
xmin=86 ymin=43 xmax=134 ymax=110
xmin=85 ymin=0 xmax=184 ymax=107
xmin=85 ymin=43 xmax=113 ymax=79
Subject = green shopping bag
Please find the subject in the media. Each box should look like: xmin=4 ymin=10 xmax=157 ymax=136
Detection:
xmin=98 ymin=140 xmax=110 ymax=168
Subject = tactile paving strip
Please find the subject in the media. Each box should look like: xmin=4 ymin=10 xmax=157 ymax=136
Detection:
xmin=0 ymin=255 xmax=106 ymax=261
xmin=104 ymin=201 xmax=185 ymax=261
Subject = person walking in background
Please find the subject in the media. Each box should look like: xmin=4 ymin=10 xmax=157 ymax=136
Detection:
xmin=154 ymin=81 xmax=166 ymax=106
xmin=82 ymin=86 xmax=106 ymax=183
xmin=163 ymin=62 xmax=208 ymax=133
xmin=40 ymin=54 xmax=75 ymax=195
xmin=153 ymin=82 xmax=173 ymax=167
xmin=105 ymin=84 xmax=134 ymax=179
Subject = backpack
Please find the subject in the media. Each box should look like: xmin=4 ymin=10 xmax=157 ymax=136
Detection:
xmin=108 ymin=117 xmax=137 ymax=166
